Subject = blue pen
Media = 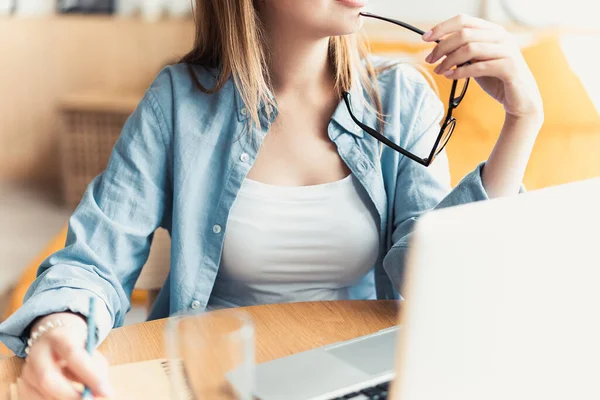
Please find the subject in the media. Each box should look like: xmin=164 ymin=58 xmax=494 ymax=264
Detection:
xmin=82 ymin=297 xmax=96 ymax=399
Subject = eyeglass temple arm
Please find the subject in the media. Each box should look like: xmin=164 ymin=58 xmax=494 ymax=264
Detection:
xmin=360 ymin=12 xmax=438 ymax=42
xmin=361 ymin=12 xmax=471 ymax=76
xmin=342 ymin=93 xmax=429 ymax=166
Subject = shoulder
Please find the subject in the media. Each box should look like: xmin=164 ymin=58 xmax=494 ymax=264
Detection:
xmin=369 ymin=57 xmax=440 ymax=106
xmin=372 ymin=57 xmax=442 ymax=117
xmin=144 ymin=63 xmax=222 ymax=113
xmin=148 ymin=63 xmax=220 ymax=92
xmin=120 ymin=64 xmax=223 ymax=144
xmin=134 ymin=63 xmax=237 ymax=138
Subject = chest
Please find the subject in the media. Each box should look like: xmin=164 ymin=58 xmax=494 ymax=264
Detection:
xmin=173 ymin=111 xmax=393 ymax=236
xmin=247 ymin=101 xmax=350 ymax=186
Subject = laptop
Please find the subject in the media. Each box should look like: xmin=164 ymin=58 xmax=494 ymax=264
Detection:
xmin=243 ymin=178 xmax=600 ymax=400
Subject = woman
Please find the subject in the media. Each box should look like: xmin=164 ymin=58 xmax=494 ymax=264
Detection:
xmin=0 ymin=0 xmax=543 ymax=398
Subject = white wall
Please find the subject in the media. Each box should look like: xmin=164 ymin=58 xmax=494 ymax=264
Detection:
xmin=15 ymin=0 xmax=55 ymax=15
xmin=0 ymin=0 xmax=12 ymax=14
xmin=368 ymin=0 xmax=481 ymax=21
xmin=369 ymin=0 xmax=599 ymax=27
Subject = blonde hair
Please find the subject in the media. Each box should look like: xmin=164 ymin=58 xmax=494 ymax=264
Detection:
xmin=180 ymin=0 xmax=386 ymax=132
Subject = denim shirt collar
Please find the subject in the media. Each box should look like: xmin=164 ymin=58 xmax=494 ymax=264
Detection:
xmin=329 ymin=80 xmax=365 ymax=139
xmin=232 ymin=81 xmax=278 ymax=125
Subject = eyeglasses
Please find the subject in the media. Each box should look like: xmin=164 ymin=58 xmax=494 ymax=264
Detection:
xmin=343 ymin=12 xmax=470 ymax=167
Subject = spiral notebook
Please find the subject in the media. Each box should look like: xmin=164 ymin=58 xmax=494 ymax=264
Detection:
xmin=9 ymin=359 xmax=194 ymax=400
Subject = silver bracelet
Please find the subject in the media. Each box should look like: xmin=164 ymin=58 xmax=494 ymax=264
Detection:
xmin=25 ymin=319 xmax=65 ymax=355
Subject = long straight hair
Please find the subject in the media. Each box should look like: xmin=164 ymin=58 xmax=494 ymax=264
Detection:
xmin=180 ymin=0 xmax=386 ymax=132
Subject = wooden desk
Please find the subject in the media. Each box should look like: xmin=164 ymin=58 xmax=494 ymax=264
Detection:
xmin=0 ymin=301 xmax=398 ymax=394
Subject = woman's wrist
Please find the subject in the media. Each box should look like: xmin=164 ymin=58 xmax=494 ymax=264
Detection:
xmin=482 ymin=111 xmax=542 ymax=198
xmin=503 ymin=110 xmax=544 ymax=132
xmin=30 ymin=312 xmax=88 ymax=342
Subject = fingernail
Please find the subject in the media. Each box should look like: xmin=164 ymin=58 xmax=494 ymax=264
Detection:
xmin=422 ymin=30 xmax=433 ymax=40
xmin=443 ymin=70 xmax=454 ymax=77
xmin=433 ymin=65 xmax=441 ymax=74
xmin=425 ymin=53 xmax=433 ymax=63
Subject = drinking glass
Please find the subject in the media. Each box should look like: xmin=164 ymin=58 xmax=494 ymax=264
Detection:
xmin=165 ymin=309 xmax=255 ymax=400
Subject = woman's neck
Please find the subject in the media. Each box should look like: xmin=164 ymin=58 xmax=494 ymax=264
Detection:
xmin=266 ymin=30 xmax=334 ymax=97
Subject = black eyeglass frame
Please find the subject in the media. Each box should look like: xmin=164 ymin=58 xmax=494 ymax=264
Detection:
xmin=343 ymin=12 xmax=471 ymax=167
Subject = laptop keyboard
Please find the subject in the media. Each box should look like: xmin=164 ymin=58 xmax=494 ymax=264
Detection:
xmin=330 ymin=381 xmax=390 ymax=400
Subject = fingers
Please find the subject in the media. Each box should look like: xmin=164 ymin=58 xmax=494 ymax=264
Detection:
xmin=423 ymin=14 xmax=503 ymax=42
xmin=425 ymin=28 xmax=507 ymax=64
xmin=21 ymin=327 xmax=114 ymax=400
xmin=434 ymin=43 xmax=508 ymax=76
xmin=50 ymin=331 xmax=113 ymax=398
xmin=22 ymin=343 xmax=80 ymax=400
xmin=445 ymin=59 xmax=509 ymax=80
xmin=421 ymin=14 xmax=517 ymax=81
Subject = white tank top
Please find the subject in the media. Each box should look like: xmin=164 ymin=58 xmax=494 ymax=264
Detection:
xmin=209 ymin=174 xmax=380 ymax=308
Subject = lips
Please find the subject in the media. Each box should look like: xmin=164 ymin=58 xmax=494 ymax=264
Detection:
xmin=336 ymin=0 xmax=368 ymax=8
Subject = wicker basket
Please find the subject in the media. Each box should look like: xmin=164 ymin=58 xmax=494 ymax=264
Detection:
xmin=59 ymin=111 xmax=128 ymax=208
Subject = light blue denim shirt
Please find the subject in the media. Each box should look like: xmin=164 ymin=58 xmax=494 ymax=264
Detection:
xmin=0 ymin=62 xmax=491 ymax=357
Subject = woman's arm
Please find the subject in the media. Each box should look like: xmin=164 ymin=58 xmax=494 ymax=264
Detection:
xmin=0 ymin=84 xmax=173 ymax=357
xmin=382 ymin=11 xmax=545 ymax=291
xmin=0 ymin=83 xmax=173 ymax=398
xmin=483 ymin=115 xmax=542 ymax=197
xmin=423 ymin=14 xmax=544 ymax=198
xmin=381 ymin=68 xmax=489 ymax=291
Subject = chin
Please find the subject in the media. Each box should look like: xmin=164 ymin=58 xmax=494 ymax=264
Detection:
xmin=327 ymin=14 xmax=363 ymax=36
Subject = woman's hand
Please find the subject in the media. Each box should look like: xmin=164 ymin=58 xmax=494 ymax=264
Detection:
xmin=423 ymin=14 xmax=544 ymax=198
xmin=423 ymin=14 xmax=543 ymax=123
xmin=18 ymin=313 xmax=113 ymax=399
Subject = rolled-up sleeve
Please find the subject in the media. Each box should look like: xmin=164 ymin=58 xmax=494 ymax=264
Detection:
xmin=0 ymin=88 xmax=172 ymax=358
xmin=382 ymin=75 xmax=521 ymax=294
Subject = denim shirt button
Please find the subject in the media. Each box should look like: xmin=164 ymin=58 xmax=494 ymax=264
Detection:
xmin=213 ymin=224 xmax=222 ymax=234
xmin=191 ymin=300 xmax=201 ymax=310
xmin=240 ymin=153 xmax=250 ymax=163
